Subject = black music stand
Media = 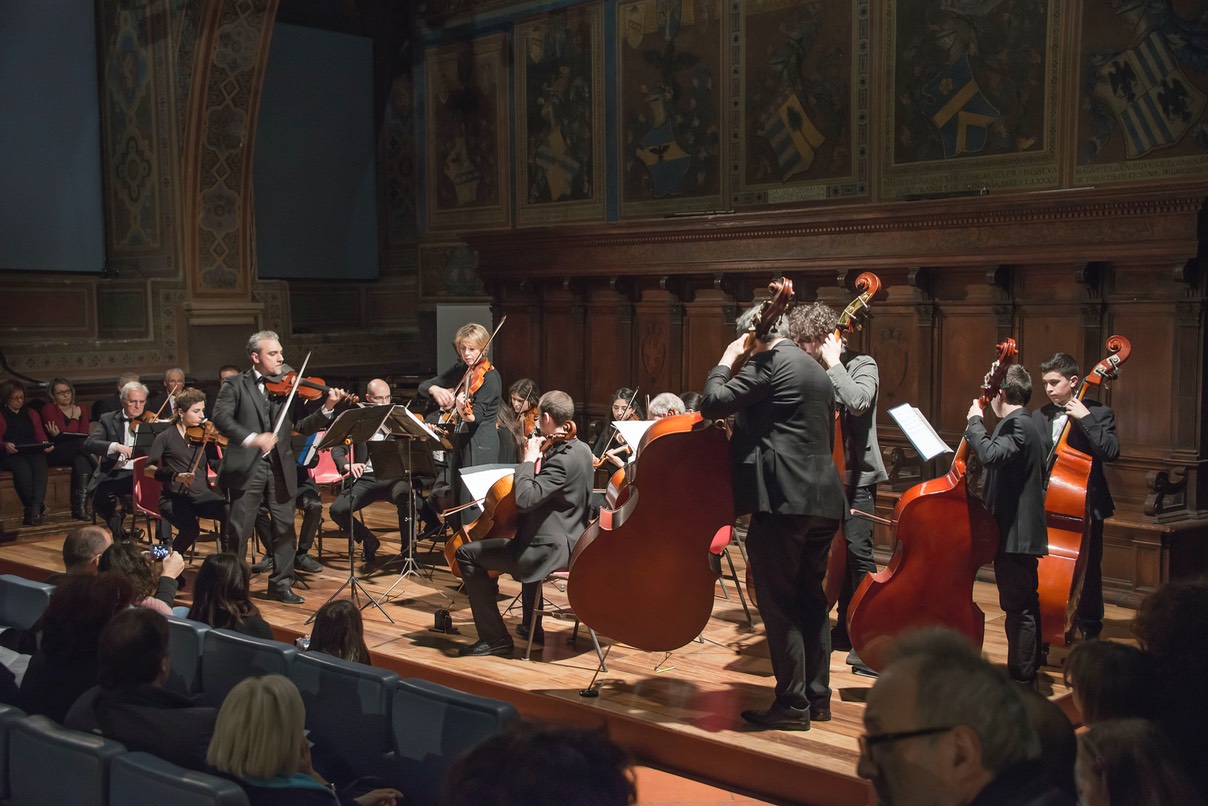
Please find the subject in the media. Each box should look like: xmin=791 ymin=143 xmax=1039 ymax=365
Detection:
xmin=307 ymin=405 xmax=398 ymax=624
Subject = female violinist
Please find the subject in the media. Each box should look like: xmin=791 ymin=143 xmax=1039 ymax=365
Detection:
xmin=591 ymin=387 xmax=643 ymax=469
xmin=497 ymin=378 xmax=540 ymax=464
xmin=145 ymin=387 xmax=229 ymax=555
xmin=418 ymin=323 xmax=502 ymax=528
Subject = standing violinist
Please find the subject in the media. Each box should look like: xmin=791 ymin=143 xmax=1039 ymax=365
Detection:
xmin=700 ymin=306 xmax=845 ymax=731
xmin=965 ymin=364 xmax=1048 ymax=686
xmin=1032 ymin=352 xmax=1119 ymax=641
xmin=788 ymin=302 xmax=887 ymax=675
xmin=84 ymin=380 xmax=150 ymax=540
xmin=497 ymin=378 xmax=540 ymax=465
xmin=212 ymin=330 xmax=351 ymax=604
xmin=144 ymin=387 xmax=229 ymax=555
xmin=455 ymin=391 xmax=594 ymax=657
xmin=418 ymin=323 xmax=501 ymax=530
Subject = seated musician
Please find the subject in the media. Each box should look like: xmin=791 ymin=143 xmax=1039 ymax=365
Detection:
xmin=0 ymin=379 xmax=53 ymax=526
xmin=680 ymin=391 xmax=701 ymax=413
xmin=592 ymin=387 xmax=642 ymax=470
xmin=497 ymin=378 xmax=540 ymax=464
xmin=647 ymin=392 xmax=685 ymax=419
xmin=84 ymin=381 xmax=150 ymax=540
xmin=329 ymin=378 xmax=409 ymax=566
xmin=144 ymin=387 xmax=229 ymax=555
xmin=147 ymin=367 xmax=186 ymax=421
xmin=455 ymin=391 xmax=594 ymax=657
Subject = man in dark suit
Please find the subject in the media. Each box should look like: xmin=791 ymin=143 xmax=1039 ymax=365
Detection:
xmin=1033 ymin=352 xmax=1119 ymax=640
xmin=83 ymin=380 xmax=149 ymax=539
xmin=211 ymin=330 xmax=350 ymax=603
xmin=966 ymin=364 xmax=1048 ymax=685
xmin=146 ymin=367 xmax=185 ymax=420
xmin=454 ymin=390 xmax=594 ymax=657
xmin=699 ymin=307 xmax=846 ymax=731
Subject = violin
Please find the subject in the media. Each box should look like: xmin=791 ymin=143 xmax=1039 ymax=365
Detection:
xmin=185 ymin=420 xmax=229 ymax=448
xmin=264 ymin=369 xmax=360 ymax=405
xmin=522 ymin=407 xmax=539 ymax=440
xmin=1036 ymin=335 xmax=1131 ymax=647
xmin=846 ymin=338 xmax=1016 ymax=672
xmin=732 ymin=277 xmax=795 ymax=374
xmin=592 ymin=388 xmax=640 ymax=470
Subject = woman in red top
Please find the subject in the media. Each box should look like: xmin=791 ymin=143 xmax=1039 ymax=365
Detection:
xmin=0 ymin=379 xmax=53 ymax=525
xmin=41 ymin=378 xmax=93 ymax=520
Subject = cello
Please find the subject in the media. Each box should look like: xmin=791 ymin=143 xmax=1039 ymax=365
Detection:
xmin=568 ymin=411 xmax=733 ymax=651
xmin=1036 ymin=335 xmax=1130 ymax=647
xmin=846 ymin=339 xmax=1017 ymax=672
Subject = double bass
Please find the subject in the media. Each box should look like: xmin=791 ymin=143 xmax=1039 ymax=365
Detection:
xmin=846 ymin=339 xmax=1017 ymax=672
xmin=1037 ymin=335 xmax=1130 ymax=647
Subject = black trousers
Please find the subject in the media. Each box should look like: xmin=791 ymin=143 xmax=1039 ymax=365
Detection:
xmin=745 ymin=511 xmax=838 ymax=711
xmin=225 ymin=458 xmax=296 ymax=594
xmin=329 ymin=474 xmax=409 ymax=548
xmin=995 ymin=547 xmax=1042 ymax=683
xmin=91 ymin=472 xmax=133 ymax=535
xmin=46 ymin=440 xmax=92 ymax=501
xmin=836 ymin=483 xmax=878 ymax=628
xmin=159 ymin=491 xmax=228 ymax=554
xmin=0 ymin=452 xmax=48 ymax=513
xmin=1075 ymin=517 xmax=1105 ymax=632
xmin=256 ymin=484 xmax=322 ymax=557
xmin=456 ymin=538 xmax=556 ymax=645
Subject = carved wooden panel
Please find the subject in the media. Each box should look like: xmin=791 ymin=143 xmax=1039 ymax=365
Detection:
xmin=540 ymin=285 xmax=585 ymax=409
xmin=583 ymin=282 xmax=633 ymax=418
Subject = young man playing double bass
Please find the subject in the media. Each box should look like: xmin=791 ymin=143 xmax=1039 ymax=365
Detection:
xmin=455 ymin=390 xmax=594 ymax=657
xmin=1032 ymin=352 xmax=1119 ymax=640
xmin=700 ymin=307 xmax=846 ymax=730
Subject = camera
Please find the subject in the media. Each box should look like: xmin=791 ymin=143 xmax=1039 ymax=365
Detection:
xmin=150 ymin=544 xmax=171 ymax=560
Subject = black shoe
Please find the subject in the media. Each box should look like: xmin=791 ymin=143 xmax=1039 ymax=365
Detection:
xmin=516 ymin=623 xmax=545 ymax=644
xmin=419 ymin=521 xmax=444 ymax=539
xmin=361 ymin=549 xmax=378 ymax=565
xmin=251 ymin=557 xmax=274 ymax=574
xmin=268 ymin=588 xmax=304 ymax=605
xmin=830 ymin=625 xmax=853 ymax=652
xmin=741 ymin=704 xmax=811 ymax=731
xmin=809 ymin=704 xmax=832 ymax=722
xmin=847 ymin=649 xmax=878 ymax=678
xmin=1078 ymin=622 xmax=1102 ymax=640
xmin=458 ymin=637 xmax=514 ymax=657
xmin=294 ymin=554 xmax=323 ymax=574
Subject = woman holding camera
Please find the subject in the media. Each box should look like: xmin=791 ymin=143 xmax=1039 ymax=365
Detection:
xmin=145 ymin=386 xmax=229 ymax=555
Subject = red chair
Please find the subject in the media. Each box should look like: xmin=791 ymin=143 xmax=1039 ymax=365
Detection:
xmin=309 ymin=448 xmax=347 ymax=556
xmin=709 ymin=524 xmax=753 ymax=629
xmin=131 ymin=456 xmax=165 ymax=544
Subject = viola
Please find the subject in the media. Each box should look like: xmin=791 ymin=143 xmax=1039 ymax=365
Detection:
xmin=1037 ymin=335 xmax=1130 ymax=647
xmin=264 ymin=370 xmax=360 ymax=405
xmin=846 ymin=338 xmax=1017 ymax=672
xmin=444 ymin=420 xmax=578 ymax=578
xmin=569 ymin=412 xmax=733 ymax=651
xmin=732 ymin=277 xmax=795 ymax=375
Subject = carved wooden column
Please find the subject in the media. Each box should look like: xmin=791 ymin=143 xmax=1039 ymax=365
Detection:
xmin=682 ymin=276 xmax=735 ymax=393
xmin=583 ymin=279 xmax=635 ymax=419
xmin=631 ymin=277 xmax=684 ymax=400
xmin=540 ymin=280 xmax=586 ymax=406
xmin=491 ymin=281 xmax=542 ymax=385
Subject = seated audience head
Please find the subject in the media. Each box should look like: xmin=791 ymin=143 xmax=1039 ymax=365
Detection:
xmin=187 ymin=553 xmax=260 ymax=631
xmin=443 ymin=723 xmax=637 ymax=806
xmin=857 ymin=628 xmax=1040 ymax=806
xmin=97 ymin=607 xmax=169 ymax=689
xmin=35 ymin=573 xmax=135 ymax=660
xmin=308 ymin=599 xmax=370 ymax=664
xmin=99 ymin=540 xmax=161 ymax=603
xmin=48 ymin=377 xmax=78 ymax=408
xmin=0 ymin=379 xmax=26 ymax=414
xmin=1064 ymin=639 xmax=1159 ymax=725
xmin=1014 ymin=680 xmax=1077 ymax=800
xmin=647 ymin=392 xmax=685 ymax=419
xmin=1076 ymin=718 xmax=1204 ymax=806
xmin=608 ymin=388 xmax=642 ymax=421
xmin=1133 ymin=578 xmax=1208 ymax=686
xmin=787 ymin=301 xmax=839 ymax=359
xmin=119 ymin=380 xmax=149 ymax=419
xmin=679 ymin=391 xmax=701 ymax=413
xmin=61 ymin=525 xmax=114 ymax=574
xmin=172 ymin=386 xmax=207 ymax=425
xmin=538 ymin=390 xmax=575 ymax=429
xmin=207 ymin=674 xmax=306 ymax=780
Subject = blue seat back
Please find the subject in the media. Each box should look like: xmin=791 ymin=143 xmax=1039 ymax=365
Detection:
xmin=0 ymin=702 xmax=26 ymax=799
xmin=110 ymin=751 xmax=250 ymax=806
xmin=199 ymin=628 xmax=298 ymax=707
xmin=9 ymin=714 xmax=126 ymax=806
xmin=289 ymin=651 xmax=399 ymax=784
xmin=0 ymin=574 xmax=53 ymax=629
xmin=166 ymin=615 xmax=210 ymax=697
xmin=385 ymin=678 xmax=519 ymax=806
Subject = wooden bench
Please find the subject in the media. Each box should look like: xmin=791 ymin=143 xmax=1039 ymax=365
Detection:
xmin=0 ymin=466 xmax=74 ymax=539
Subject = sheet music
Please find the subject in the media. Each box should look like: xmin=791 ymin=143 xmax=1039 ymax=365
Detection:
xmin=888 ymin=403 xmax=952 ymax=461
xmin=613 ymin=420 xmax=657 ymax=454
xmin=386 ymin=406 xmax=452 ymax=450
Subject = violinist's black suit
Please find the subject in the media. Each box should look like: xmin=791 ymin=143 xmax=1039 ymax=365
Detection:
xmin=700 ymin=340 xmax=845 ymax=720
xmin=211 ymin=370 xmax=330 ymax=597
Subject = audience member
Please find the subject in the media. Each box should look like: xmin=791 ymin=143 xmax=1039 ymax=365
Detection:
xmin=19 ymin=574 xmax=135 ymax=723
xmin=856 ymin=628 xmax=1072 ymax=805
xmin=207 ymin=674 xmax=400 ymax=806
xmin=45 ymin=524 xmax=114 ymax=584
xmin=0 ymin=379 xmax=53 ymax=525
xmin=64 ymin=608 xmax=218 ymax=770
xmin=1132 ymin=578 xmax=1208 ymax=799
xmin=99 ymin=540 xmax=185 ymax=616
xmin=443 ymin=723 xmax=637 ymax=806
xmin=1063 ymin=639 xmax=1158 ymax=728
xmin=1016 ymin=682 xmax=1078 ymax=800
xmin=1076 ymin=718 xmax=1204 ymax=806
xmin=41 ymin=377 xmax=94 ymax=519
xmin=308 ymin=600 xmax=371 ymax=664
xmin=91 ymin=371 xmax=141 ymax=421
xmin=187 ymin=553 xmax=273 ymax=639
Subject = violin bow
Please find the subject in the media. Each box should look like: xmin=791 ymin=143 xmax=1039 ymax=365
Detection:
xmin=264 ymin=350 xmax=312 ymax=457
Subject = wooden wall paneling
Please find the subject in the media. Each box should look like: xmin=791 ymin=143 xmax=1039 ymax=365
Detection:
xmin=631 ymin=278 xmax=683 ymax=401
xmin=583 ymin=279 xmax=635 ymax=423
xmin=681 ymin=281 xmax=733 ymax=395
xmin=540 ymin=281 xmax=586 ymax=409
xmin=493 ymin=283 xmax=542 ymax=388
xmin=934 ymin=304 xmax=1001 ymax=442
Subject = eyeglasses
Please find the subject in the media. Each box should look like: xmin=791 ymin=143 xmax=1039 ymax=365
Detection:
xmin=858 ymin=726 xmax=956 ymax=756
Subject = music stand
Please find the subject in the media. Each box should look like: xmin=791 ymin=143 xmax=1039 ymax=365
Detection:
xmin=373 ymin=406 xmax=450 ymax=605
xmin=307 ymin=405 xmax=399 ymax=625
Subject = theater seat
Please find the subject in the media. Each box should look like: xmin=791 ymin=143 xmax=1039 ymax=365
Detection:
xmin=289 ymin=651 xmax=399 ymax=784
xmin=199 ymin=628 xmax=297 ymax=708
xmin=0 ymin=703 xmax=26 ymax=800
xmin=166 ymin=615 xmax=210 ymax=697
xmin=383 ymin=678 xmax=519 ymax=806
xmin=9 ymin=714 xmax=126 ymax=806
xmin=110 ymin=751 xmax=249 ymax=806
xmin=0 ymin=574 xmax=53 ymax=629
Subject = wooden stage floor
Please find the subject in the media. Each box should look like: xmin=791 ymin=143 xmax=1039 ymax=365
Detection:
xmin=0 ymin=507 xmax=1135 ymax=806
